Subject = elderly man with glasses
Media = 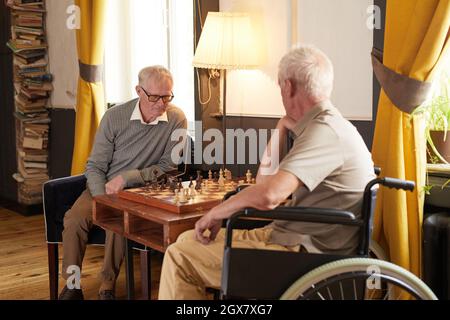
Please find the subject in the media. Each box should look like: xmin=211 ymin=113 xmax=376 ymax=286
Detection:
xmin=58 ymin=66 xmax=187 ymax=300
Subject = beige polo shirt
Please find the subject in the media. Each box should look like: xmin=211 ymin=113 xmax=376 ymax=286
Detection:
xmin=269 ymin=100 xmax=375 ymax=255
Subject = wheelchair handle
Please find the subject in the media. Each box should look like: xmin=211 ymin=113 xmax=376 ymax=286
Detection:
xmin=380 ymin=177 xmax=415 ymax=191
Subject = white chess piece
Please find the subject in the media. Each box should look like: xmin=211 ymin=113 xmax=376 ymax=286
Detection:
xmin=190 ymin=185 xmax=196 ymax=199
xmin=218 ymin=173 xmax=225 ymax=190
xmin=174 ymin=189 xmax=179 ymax=202
xmin=179 ymin=188 xmax=186 ymax=202
xmin=246 ymin=170 xmax=252 ymax=184
xmin=208 ymin=170 xmax=213 ymax=180
xmin=224 ymin=169 xmax=232 ymax=181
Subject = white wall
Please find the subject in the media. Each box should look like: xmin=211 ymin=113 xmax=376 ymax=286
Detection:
xmin=296 ymin=0 xmax=373 ymax=120
xmin=221 ymin=0 xmax=374 ymax=120
xmin=46 ymin=0 xmax=78 ymax=109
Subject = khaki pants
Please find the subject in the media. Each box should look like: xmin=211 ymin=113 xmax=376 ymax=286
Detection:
xmin=158 ymin=228 xmax=299 ymax=300
xmin=61 ymin=189 xmax=124 ymax=292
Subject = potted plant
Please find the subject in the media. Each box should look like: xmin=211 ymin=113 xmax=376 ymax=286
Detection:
xmin=415 ymin=67 xmax=450 ymax=164
xmin=414 ymin=68 xmax=450 ymax=204
xmin=425 ymin=93 xmax=450 ymax=164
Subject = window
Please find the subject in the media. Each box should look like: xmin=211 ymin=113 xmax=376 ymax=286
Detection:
xmin=104 ymin=0 xmax=195 ymax=128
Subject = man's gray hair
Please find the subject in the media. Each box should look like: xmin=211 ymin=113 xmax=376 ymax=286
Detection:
xmin=138 ymin=65 xmax=173 ymax=87
xmin=278 ymin=44 xmax=334 ymax=100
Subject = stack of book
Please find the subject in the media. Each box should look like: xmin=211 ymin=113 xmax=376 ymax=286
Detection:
xmin=7 ymin=0 xmax=52 ymax=205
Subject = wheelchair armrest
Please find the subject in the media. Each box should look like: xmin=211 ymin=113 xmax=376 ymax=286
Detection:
xmin=225 ymin=207 xmax=362 ymax=247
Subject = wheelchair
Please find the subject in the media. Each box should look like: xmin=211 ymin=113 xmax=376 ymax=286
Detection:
xmin=219 ymin=175 xmax=437 ymax=300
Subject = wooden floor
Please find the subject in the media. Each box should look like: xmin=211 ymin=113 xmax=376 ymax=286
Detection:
xmin=0 ymin=207 xmax=163 ymax=300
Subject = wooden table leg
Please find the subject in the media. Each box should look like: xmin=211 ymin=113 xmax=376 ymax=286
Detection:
xmin=140 ymin=249 xmax=152 ymax=300
xmin=125 ymin=239 xmax=135 ymax=300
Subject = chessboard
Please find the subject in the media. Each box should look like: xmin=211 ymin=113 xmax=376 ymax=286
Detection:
xmin=118 ymin=180 xmax=242 ymax=214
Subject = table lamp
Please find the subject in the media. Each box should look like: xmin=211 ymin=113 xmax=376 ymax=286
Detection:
xmin=193 ymin=12 xmax=259 ymax=167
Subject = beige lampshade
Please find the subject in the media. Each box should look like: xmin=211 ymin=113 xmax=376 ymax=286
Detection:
xmin=193 ymin=12 xmax=260 ymax=70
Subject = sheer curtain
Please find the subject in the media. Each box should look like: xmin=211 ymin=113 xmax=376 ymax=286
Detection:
xmin=104 ymin=0 xmax=194 ymax=126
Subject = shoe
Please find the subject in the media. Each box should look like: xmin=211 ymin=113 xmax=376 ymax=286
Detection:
xmin=58 ymin=286 xmax=84 ymax=300
xmin=98 ymin=290 xmax=115 ymax=300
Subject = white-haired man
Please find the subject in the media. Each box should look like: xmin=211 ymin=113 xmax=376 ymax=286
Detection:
xmin=59 ymin=66 xmax=187 ymax=300
xmin=158 ymin=45 xmax=375 ymax=299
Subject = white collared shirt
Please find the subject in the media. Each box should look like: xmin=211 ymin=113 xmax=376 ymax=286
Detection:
xmin=130 ymin=99 xmax=168 ymax=125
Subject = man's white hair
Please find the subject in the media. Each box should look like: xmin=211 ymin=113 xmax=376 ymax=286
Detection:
xmin=278 ymin=44 xmax=334 ymax=100
xmin=138 ymin=65 xmax=173 ymax=87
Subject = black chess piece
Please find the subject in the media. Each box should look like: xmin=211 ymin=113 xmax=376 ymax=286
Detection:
xmin=195 ymin=175 xmax=202 ymax=191
xmin=189 ymin=176 xmax=194 ymax=187
xmin=169 ymin=178 xmax=176 ymax=192
xmin=178 ymin=178 xmax=183 ymax=190
xmin=152 ymin=169 xmax=159 ymax=182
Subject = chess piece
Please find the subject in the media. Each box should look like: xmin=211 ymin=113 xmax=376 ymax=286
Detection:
xmin=189 ymin=176 xmax=194 ymax=188
xmin=189 ymin=184 xmax=196 ymax=199
xmin=152 ymin=169 xmax=159 ymax=183
xmin=218 ymin=173 xmax=225 ymax=190
xmin=224 ymin=169 xmax=232 ymax=181
xmin=208 ymin=170 xmax=213 ymax=180
xmin=169 ymin=178 xmax=176 ymax=192
xmin=213 ymin=171 xmax=218 ymax=181
xmin=178 ymin=178 xmax=183 ymax=190
xmin=195 ymin=174 xmax=202 ymax=191
xmin=179 ymin=189 xmax=186 ymax=202
xmin=174 ymin=189 xmax=179 ymax=202
xmin=246 ymin=170 xmax=252 ymax=184
xmin=251 ymin=178 xmax=256 ymax=184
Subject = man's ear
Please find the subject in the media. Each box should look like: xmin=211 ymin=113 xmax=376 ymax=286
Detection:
xmin=135 ymin=86 xmax=141 ymax=96
xmin=284 ymin=79 xmax=296 ymax=97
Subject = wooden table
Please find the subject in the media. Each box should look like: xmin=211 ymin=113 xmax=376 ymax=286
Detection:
xmin=92 ymin=194 xmax=207 ymax=299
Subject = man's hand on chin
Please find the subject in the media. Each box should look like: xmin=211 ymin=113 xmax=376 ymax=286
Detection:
xmin=105 ymin=175 xmax=126 ymax=195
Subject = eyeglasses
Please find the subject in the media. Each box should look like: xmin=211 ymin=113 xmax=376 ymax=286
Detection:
xmin=140 ymin=86 xmax=174 ymax=103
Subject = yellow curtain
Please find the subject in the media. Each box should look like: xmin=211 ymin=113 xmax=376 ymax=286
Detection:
xmin=372 ymin=0 xmax=450 ymax=277
xmin=71 ymin=0 xmax=107 ymax=175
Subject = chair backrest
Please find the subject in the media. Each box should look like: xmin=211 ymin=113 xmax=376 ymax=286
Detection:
xmin=42 ymin=175 xmax=105 ymax=245
xmin=42 ymin=175 xmax=90 ymax=243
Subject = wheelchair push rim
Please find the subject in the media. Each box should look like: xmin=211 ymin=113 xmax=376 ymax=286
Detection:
xmin=280 ymin=258 xmax=437 ymax=300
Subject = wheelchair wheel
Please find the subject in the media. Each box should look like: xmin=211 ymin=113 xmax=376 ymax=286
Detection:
xmin=280 ymin=258 xmax=437 ymax=300
xmin=369 ymin=240 xmax=389 ymax=261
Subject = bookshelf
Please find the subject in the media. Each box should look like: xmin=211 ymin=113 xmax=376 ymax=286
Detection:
xmin=6 ymin=0 xmax=52 ymax=206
